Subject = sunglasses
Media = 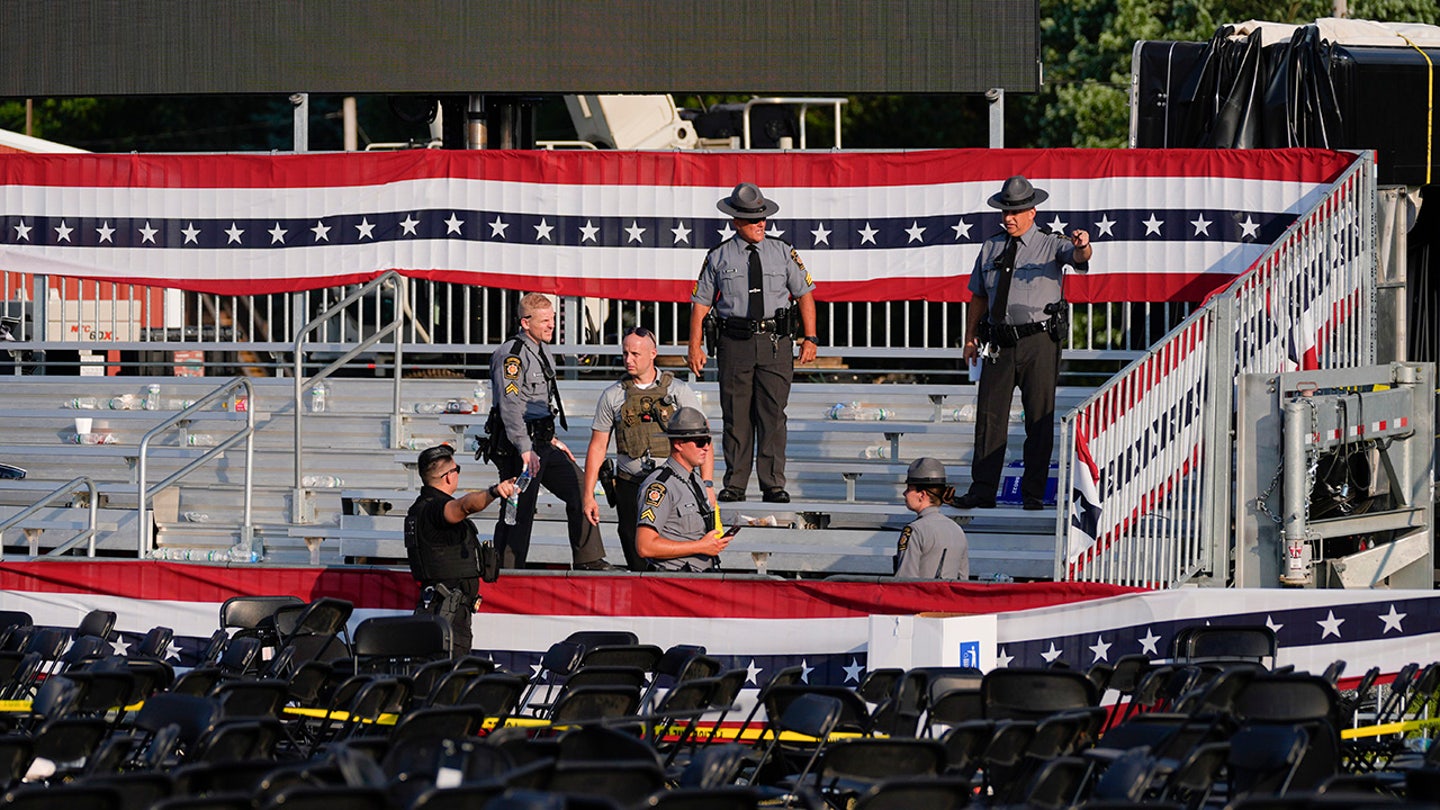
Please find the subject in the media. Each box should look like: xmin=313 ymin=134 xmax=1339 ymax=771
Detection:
xmin=685 ymin=437 xmax=712 ymax=448
xmin=624 ymin=326 xmax=657 ymax=344
xmin=737 ymin=217 xmax=767 ymax=225
xmin=444 ymin=465 xmax=461 ymax=477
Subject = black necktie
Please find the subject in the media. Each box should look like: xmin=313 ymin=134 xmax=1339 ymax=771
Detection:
xmin=747 ymin=245 xmax=765 ymax=320
xmin=534 ymin=344 xmax=568 ymax=431
xmin=989 ymin=236 xmax=1019 ymax=326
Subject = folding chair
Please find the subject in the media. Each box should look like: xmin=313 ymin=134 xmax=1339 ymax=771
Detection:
xmin=743 ymin=692 xmax=843 ymax=789
xmin=850 ymin=776 xmax=972 ymax=810
xmin=981 ymin=667 xmax=1098 ymax=722
xmin=800 ymin=737 xmax=946 ymax=809
xmin=350 ymin=613 xmax=450 ymax=675
xmin=75 ymin=610 xmax=117 ymax=642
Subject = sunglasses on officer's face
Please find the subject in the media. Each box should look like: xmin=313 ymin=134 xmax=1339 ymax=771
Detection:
xmin=737 ymin=217 xmax=766 ymax=225
xmin=685 ymin=437 xmax=712 ymax=448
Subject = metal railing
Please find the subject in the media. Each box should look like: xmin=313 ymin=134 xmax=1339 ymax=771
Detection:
xmin=137 ymin=377 xmax=256 ymax=558
xmin=291 ymin=270 xmax=408 ymax=523
xmin=0 ymin=477 xmax=99 ymax=558
xmin=1056 ymin=152 xmax=1377 ymax=587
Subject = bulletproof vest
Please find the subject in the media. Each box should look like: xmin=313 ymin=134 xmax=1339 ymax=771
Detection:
xmin=404 ymin=489 xmax=481 ymax=582
xmin=614 ymin=372 xmax=677 ymax=461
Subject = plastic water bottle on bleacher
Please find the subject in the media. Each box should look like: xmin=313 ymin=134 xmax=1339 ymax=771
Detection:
xmin=143 ymin=384 xmax=160 ymax=411
xmin=827 ymin=402 xmax=891 ymax=421
xmin=183 ymin=512 xmax=210 ymax=523
xmin=108 ymin=393 xmax=142 ymax=410
xmin=503 ymin=467 xmax=533 ymax=526
xmin=308 ymin=381 xmax=328 ymax=413
xmin=413 ymin=402 xmax=446 ymax=414
xmin=302 ymin=475 xmax=344 ymax=488
xmin=473 ymin=382 xmax=489 ymax=413
xmin=860 ymin=445 xmax=891 ymax=459
xmin=64 ymin=396 xmax=99 ymax=409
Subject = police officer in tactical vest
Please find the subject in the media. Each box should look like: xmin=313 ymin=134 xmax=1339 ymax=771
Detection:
xmin=583 ymin=326 xmax=712 ymax=571
xmin=405 ymin=444 xmax=515 ymax=657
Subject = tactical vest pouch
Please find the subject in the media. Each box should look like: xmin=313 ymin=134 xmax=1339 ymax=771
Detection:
xmin=479 ymin=539 xmax=500 ymax=583
xmin=476 ymin=405 xmax=518 ymax=465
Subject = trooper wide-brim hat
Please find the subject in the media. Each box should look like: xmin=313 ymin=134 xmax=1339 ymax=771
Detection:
xmin=665 ymin=406 xmax=712 ymax=441
xmin=717 ymin=182 xmax=780 ymax=219
xmin=906 ymin=457 xmax=948 ymax=486
xmin=987 ymin=175 xmax=1049 ymax=211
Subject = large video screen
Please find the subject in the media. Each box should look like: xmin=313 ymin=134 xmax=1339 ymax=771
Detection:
xmin=1 ymin=0 xmax=1039 ymax=96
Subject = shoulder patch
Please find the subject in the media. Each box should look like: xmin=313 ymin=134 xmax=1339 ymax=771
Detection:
xmin=898 ymin=524 xmax=913 ymax=552
xmin=790 ymin=248 xmax=805 ymax=272
xmin=645 ymin=482 xmax=666 ymax=504
xmin=503 ymin=355 xmax=521 ymax=380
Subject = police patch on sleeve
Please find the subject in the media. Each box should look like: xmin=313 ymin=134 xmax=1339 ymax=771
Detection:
xmin=897 ymin=525 xmax=912 ymax=553
xmin=639 ymin=481 xmax=666 ymax=525
xmin=503 ymin=356 xmax=521 ymax=379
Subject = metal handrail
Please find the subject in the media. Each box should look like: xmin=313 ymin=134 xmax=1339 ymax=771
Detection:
xmin=742 ymin=97 xmax=848 ymax=149
xmin=0 ymin=477 xmax=99 ymax=558
xmin=136 ymin=376 xmax=256 ymax=559
xmin=291 ymin=270 xmax=407 ymax=522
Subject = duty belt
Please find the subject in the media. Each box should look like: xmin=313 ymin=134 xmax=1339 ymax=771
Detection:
xmin=993 ymin=321 xmax=1047 ymax=344
xmin=723 ymin=316 xmax=785 ymax=335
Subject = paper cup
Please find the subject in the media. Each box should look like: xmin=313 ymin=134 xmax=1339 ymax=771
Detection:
xmin=74 ymin=417 xmax=93 ymax=435
xmin=967 ymin=357 xmax=983 ymax=383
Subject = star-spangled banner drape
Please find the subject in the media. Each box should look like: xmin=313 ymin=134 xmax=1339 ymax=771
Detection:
xmin=0 ymin=148 xmax=1358 ymax=302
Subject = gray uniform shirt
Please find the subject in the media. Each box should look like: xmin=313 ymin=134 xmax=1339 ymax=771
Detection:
xmin=691 ymin=236 xmax=816 ymax=319
xmin=968 ymin=227 xmax=1089 ymax=326
xmin=895 ymin=506 xmax=969 ymax=580
xmin=490 ymin=333 xmax=556 ymax=455
xmin=637 ymin=457 xmax=715 ymax=572
xmin=591 ymin=375 xmax=704 ymax=478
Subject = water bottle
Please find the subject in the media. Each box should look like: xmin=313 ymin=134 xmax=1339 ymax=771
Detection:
xmin=503 ymin=467 xmax=533 ymax=526
xmin=860 ymin=444 xmax=891 ymax=459
xmin=186 ymin=434 xmax=217 ymax=447
xmin=309 ymin=381 xmax=328 ymax=413
xmin=949 ymin=405 xmax=976 ymax=422
xmin=226 ymin=543 xmax=261 ymax=563
xmin=444 ymin=399 xmax=470 ymax=414
xmin=828 ymin=401 xmax=890 ymax=421
xmin=183 ymin=512 xmax=210 ymax=523
xmin=828 ymin=402 xmax=860 ymax=420
xmin=473 ymin=383 xmax=489 ymax=414
xmin=413 ymin=403 xmax=446 ymax=414
xmin=65 ymin=396 xmax=99 ymax=409
xmin=108 ymin=393 xmax=141 ymax=410
xmin=302 ymin=474 xmax=344 ymax=488
xmin=143 ymin=384 xmax=161 ymax=411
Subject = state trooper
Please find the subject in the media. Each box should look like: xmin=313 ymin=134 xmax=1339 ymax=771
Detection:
xmin=583 ymin=326 xmax=712 ymax=571
xmin=487 ymin=293 xmax=615 ymax=570
xmin=635 ymin=407 xmax=733 ymax=572
xmin=895 ymin=457 xmax=969 ymax=580
xmin=687 ymin=182 xmax=818 ymax=505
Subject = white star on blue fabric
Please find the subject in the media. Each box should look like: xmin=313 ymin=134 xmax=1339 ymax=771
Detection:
xmin=1191 ymin=215 xmax=1212 ymax=236
xmin=534 ymin=218 xmax=554 ymax=242
xmin=799 ymin=659 xmax=814 ymax=683
xmin=355 ymin=218 xmax=376 ymax=240
xmin=1142 ymin=214 xmax=1164 ymax=236
xmin=1094 ymin=215 xmax=1116 ymax=238
xmin=579 ymin=220 xmax=599 ymax=243
xmin=141 ymin=222 xmax=160 ymax=244
xmin=54 ymin=220 xmax=73 ymax=242
xmin=182 ymin=223 xmax=201 ymax=244
xmin=811 ymin=223 xmax=831 ymax=245
xmin=111 ymin=638 xmax=131 ymax=656
xmin=842 ymin=658 xmax=864 ymax=683
xmin=625 ymin=221 xmax=646 ymax=243
xmin=745 ymin=659 xmax=763 ymax=685
xmin=268 ymin=223 xmax=287 ymax=244
xmin=1047 ymin=216 xmax=1068 ymax=234
xmin=1089 ymin=635 xmax=1112 ymax=663
xmin=905 ymin=221 xmax=926 ymax=243
xmin=1138 ymin=628 xmax=1161 ymax=656
xmin=1239 ymin=217 xmax=1260 ymax=240
xmin=311 ymin=220 xmax=331 ymax=242
xmin=766 ymin=225 xmax=785 ymax=238
xmin=488 ymin=216 xmax=509 ymax=239
xmin=951 ymin=219 xmax=972 ymax=240
xmin=221 ymin=223 xmax=241 ymax=244
xmin=1317 ymin=610 xmax=1345 ymax=639
xmin=1040 ymin=642 xmax=1063 ymax=663
xmin=858 ymin=223 xmax=878 ymax=245
xmin=96 ymin=222 xmax=115 ymax=243
xmin=670 ymin=221 xmax=691 ymax=245
xmin=445 ymin=213 xmax=464 ymax=235
xmin=162 ymin=639 xmax=183 ymax=662
xmin=995 ymin=647 xmax=1014 ymax=668
xmin=400 ymin=215 xmax=420 ymax=235
xmin=1379 ymin=604 xmax=1406 ymax=634
xmin=13 ymin=221 xmax=31 ymax=241
xmin=717 ymin=224 xmax=735 ymax=241
xmin=1265 ymin=615 xmax=1284 ymax=634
